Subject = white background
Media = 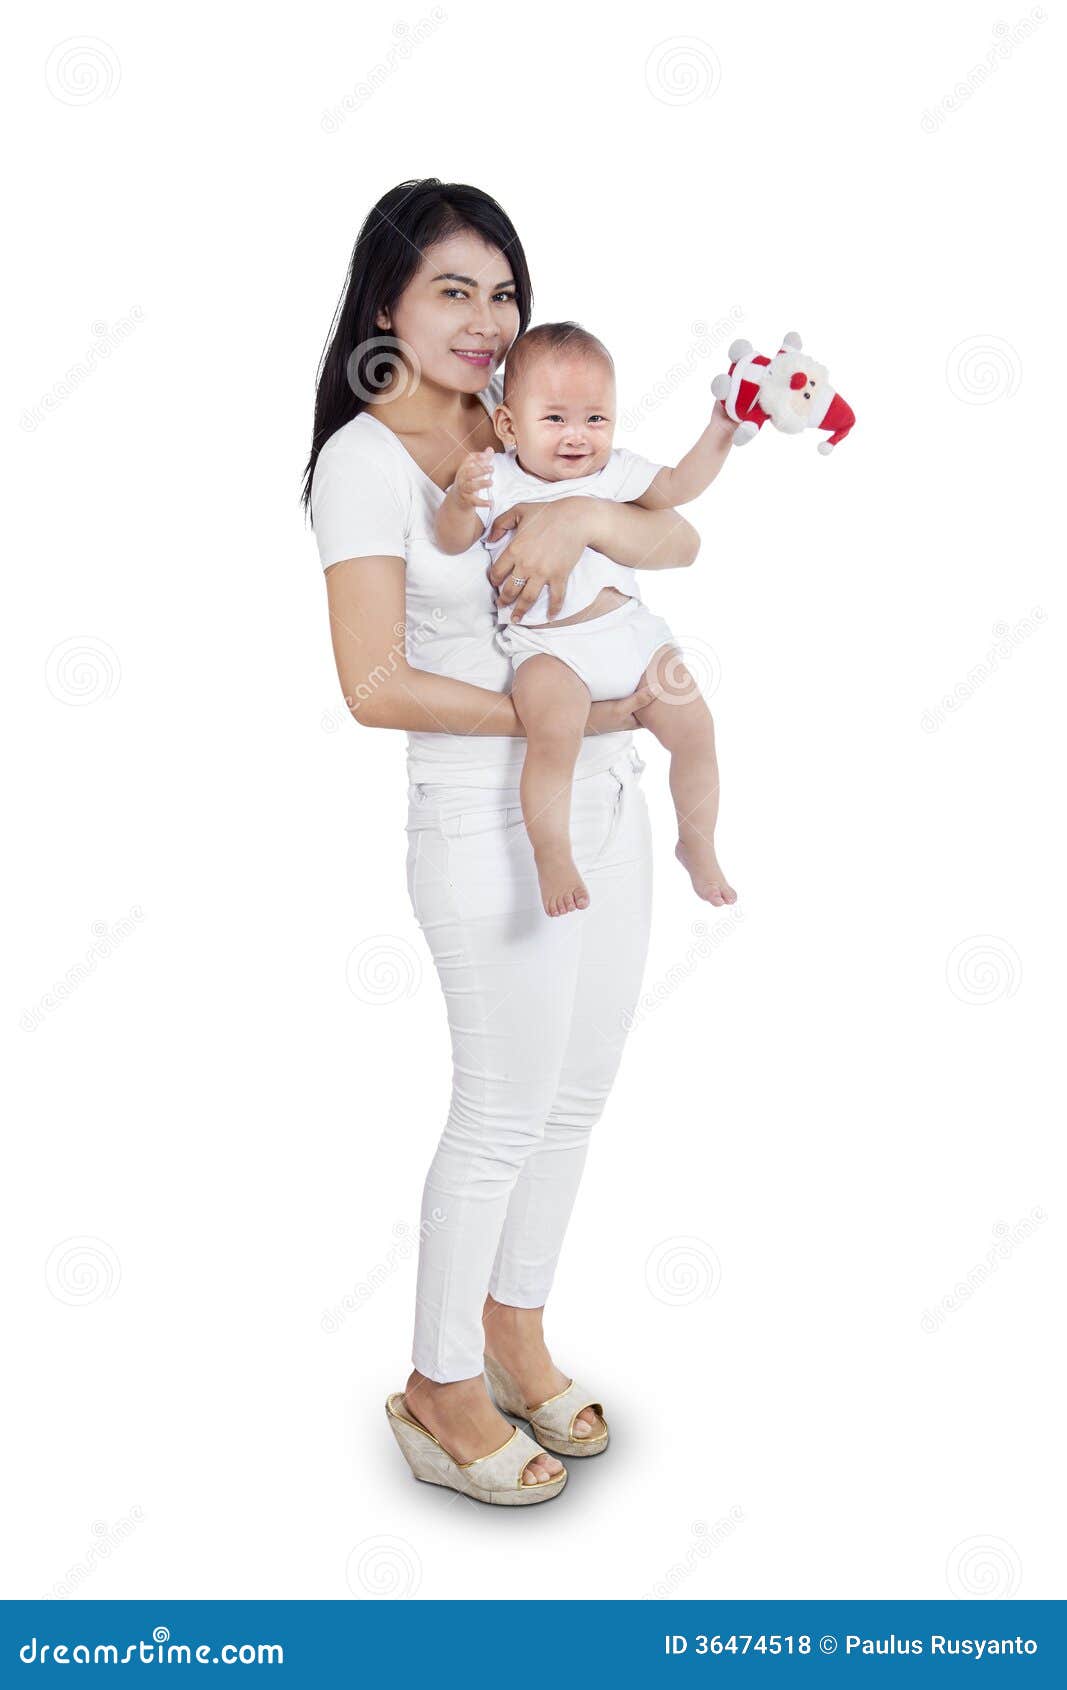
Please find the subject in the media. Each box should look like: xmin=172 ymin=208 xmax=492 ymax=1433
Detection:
xmin=4 ymin=0 xmax=1062 ymax=1603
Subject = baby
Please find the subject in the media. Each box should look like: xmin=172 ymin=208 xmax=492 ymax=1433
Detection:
xmin=435 ymin=321 xmax=739 ymax=918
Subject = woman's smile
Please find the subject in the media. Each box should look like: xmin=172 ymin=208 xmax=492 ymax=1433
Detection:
xmin=452 ymin=348 xmax=495 ymax=367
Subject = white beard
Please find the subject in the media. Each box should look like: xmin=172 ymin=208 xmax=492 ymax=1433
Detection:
xmin=768 ymin=405 xmax=810 ymax=435
xmin=758 ymin=350 xmax=829 ymax=433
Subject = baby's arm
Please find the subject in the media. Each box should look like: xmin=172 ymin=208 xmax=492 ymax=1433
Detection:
xmin=635 ymin=403 xmax=739 ymax=510
xmin=434 ymin=447 xmax=495 ymax=554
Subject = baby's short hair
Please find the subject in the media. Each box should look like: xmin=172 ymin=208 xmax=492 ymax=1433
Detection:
xmin=503 ymin=321 xmax=614 ymax=400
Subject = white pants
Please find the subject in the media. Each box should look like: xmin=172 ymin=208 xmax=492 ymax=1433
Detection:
xmin=404 ymin=746 xmax=654 ymax=1381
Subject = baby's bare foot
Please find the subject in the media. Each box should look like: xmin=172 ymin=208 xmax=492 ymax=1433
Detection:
xmin=534 ymin=845 xmax=590 ymax=917
xmin=675 ymin=839 xmax=737 ymax=906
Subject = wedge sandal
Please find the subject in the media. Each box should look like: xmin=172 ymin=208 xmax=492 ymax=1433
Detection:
xmin=384 ymin=1393 xmax=567 ymax=1505
xmin=483 ymin=1354 xmax=609 ymax=1458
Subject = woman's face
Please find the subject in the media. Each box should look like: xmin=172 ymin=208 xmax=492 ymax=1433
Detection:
xmin=377 ymin=231 xmax=521 ymax=396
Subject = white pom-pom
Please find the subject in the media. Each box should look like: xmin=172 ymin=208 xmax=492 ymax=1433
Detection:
xmin=727 ymin=339 xmax=753 ymax=362
xmin=782 ymin=331 xmax=802 ymax=350
xmin=817 ymin=439 xmax=834 ymax=455
xmin=734 ymin=421 xmax=758 ymax=446
xmin=710 ymin=374 xmax=731 ymax=400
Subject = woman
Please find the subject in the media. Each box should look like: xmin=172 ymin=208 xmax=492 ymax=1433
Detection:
xmin=306 ymin=180 xmax=699 ymax=1505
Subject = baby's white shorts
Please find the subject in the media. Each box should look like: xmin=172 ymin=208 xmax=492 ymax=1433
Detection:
xmin=494 ymin=595 xmax=679 ymax=702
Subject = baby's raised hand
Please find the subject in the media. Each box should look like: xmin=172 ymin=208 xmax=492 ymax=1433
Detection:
xmin=454 ymin=447 xmax=495 ymax=509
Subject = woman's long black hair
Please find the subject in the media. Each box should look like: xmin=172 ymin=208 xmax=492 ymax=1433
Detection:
xmin=303 ymin=179 xmax=533 ymax=517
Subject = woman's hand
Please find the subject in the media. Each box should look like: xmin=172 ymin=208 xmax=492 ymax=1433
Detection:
xmin=487 ymin=496 xmax=593 ymax=622
xmin=585 ymin=678 xmax=659 ymax=735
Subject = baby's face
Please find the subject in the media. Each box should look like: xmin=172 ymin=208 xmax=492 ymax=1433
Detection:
xmin=495 ymin=354 xmax=616 ymax=480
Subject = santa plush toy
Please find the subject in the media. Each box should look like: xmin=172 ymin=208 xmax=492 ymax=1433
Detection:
xmin=711 ymin=331 xmax=855 ymax=454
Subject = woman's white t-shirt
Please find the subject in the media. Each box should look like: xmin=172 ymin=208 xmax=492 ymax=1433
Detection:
xmin=311 ymin=375 xmax=634 ymax=787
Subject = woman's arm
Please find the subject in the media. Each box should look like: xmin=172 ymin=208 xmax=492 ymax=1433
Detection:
xmin=585 ymin=501 xmax=701 ymax=569
xmin=487 ymin=497 xmax=699 ymax=622
xmin=324 ymin=554 xmax=654 ymax=734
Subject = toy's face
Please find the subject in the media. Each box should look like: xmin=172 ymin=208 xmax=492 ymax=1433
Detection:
xmin=766 ymin=352 xmax=829 ymax=433
xmin=784 ymin=370 xmax=819 ymax=421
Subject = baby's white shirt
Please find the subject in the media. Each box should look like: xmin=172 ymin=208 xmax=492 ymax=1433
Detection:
xmin=481 ymin=447 xmax=663 ymax=624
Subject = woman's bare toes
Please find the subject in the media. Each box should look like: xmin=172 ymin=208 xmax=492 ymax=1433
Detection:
xmin=523 ymin=1453 xmax=563 ymax=1483
xmin=573 ymin=1408 xmax=605 ymax=1439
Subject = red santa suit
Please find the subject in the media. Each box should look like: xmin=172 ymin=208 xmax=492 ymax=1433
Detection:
xmin=713 ymin=333 xmax=855 ymax=454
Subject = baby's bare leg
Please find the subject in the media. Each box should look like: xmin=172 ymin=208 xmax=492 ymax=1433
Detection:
xmin=634 ymin=645 xmax=737 ymax=906
xmin=510 ymin=653 xmax=594 ymax=918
